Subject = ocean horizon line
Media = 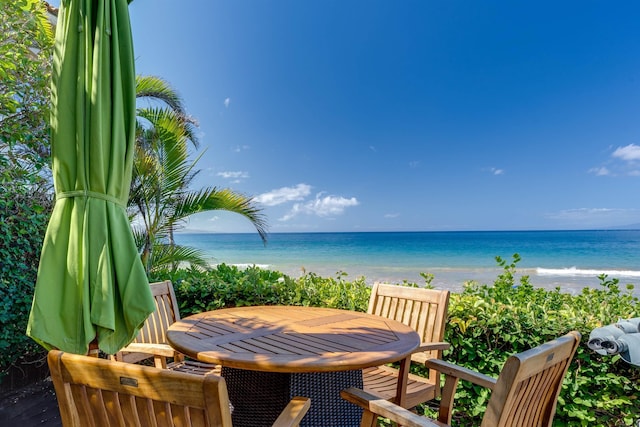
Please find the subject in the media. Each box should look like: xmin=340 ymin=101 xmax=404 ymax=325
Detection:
xmin=178 ymin=227 xmax=640 ymax=235
xmin=174 ymin=229 xmax=640 ymax=296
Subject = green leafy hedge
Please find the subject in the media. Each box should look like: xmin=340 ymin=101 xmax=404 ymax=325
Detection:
xmin=0 ymin=167 xmax=52 ymax=379
xmin=0 ymin=0 xmax=55 ymax=384
xmin=152 ymin=264 xmax=371 ymax=315
xmin=426 ymin=255 xmax=640 ymax=426
xmin=155 ymin=256 xmax=639 ymax=426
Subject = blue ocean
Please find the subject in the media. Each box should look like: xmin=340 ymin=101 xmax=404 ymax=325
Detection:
xmin=174 ymin=230 xmax=640 ymax=295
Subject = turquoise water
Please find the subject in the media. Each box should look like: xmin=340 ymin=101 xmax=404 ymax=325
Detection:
xmin=174 ymin=230 xmax=640 ymax=295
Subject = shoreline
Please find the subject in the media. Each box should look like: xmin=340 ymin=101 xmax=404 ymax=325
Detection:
xmin=179 ymin=230 xmax=640 ymax=298
xmin=214 ymin=262 xmax=640 ymax=297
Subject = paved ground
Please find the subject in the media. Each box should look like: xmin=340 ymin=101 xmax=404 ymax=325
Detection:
xmin=0 ymin=377 xmax=61 ymax=427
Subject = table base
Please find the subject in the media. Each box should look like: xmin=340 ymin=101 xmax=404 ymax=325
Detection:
xmin=222 ymin=367 xmax=363 ymax=427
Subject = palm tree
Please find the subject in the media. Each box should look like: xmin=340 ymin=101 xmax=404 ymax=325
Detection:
xmin=130 ymin=76 xmax=267 ymax=274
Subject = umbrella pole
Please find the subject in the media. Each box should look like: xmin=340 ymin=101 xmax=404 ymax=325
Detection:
xmin=88 ymin=338 xmax=99 ymax=357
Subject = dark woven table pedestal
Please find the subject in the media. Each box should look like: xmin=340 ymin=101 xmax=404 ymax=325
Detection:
xmin=222 ymin=367 xmax=363 ymax=427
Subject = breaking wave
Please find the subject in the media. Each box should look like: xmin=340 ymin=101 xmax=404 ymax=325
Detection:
xmin=537 ymin=267 xmax=640 ymax=278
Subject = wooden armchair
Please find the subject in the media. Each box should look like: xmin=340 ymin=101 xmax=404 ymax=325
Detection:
xmin=342 ymin=331 xmax=582 ymax=427
xmin=112 ymin=280 xmax=219 ymax=375
xmin=363 ymin=283 xmax=450 ymax=409
xmin=48 ymin=350 xmax=310 ymax=427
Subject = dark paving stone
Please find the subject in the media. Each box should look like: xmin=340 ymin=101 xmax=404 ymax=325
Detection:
xmin=0 ymin=377 xmax=61 ymax=427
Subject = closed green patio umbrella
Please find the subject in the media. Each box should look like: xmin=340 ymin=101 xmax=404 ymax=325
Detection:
xmin=27 ymin=0 xmax=155 ymax=355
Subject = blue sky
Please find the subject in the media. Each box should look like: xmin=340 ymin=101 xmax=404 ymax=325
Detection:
xmin=55 ymin=1 xmax=640 ymax=233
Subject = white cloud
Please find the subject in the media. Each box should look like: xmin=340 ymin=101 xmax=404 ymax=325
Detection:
xmin=589 ymin=166 xmax=610 ymax=176
xmin=591 ymin=144 xmax=640 ymax=177
xmin=409 ymin=161 xmax=420 ymax=168
xmin=369 ymin=146 xmax=377 ymax=152
xmin=384 ymin=213 xmax=400 ymax=218
xmin=233 ymin=145 xmax=250 ymax=152
xmin=255 ymin=184 xmax=312 ymax=206
xmin=612 ymin=144 xmax=640 ymax=161
xmin=224 ymin=97 xmax=231 ymax=108
xmin=548 ymin=208 xmax=618 ymax=220
xmin=217 ymin=171 xmax=249 ymax=180
xmin=483 ymin=167 xmax=504 ymax=175
xmin=280 ymin=193 xmax=359 ymax=221
xmin=544 ymin=207 xmax=640 ymax=227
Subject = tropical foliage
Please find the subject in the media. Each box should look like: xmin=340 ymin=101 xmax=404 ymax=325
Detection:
xmin=154 ymin=257 xmax=639 ymax=427
xmin=2 ymin=7 xmax=637 ymax=426
xmin=0 ymin=0 xmax=54 ymax=381
xmin=424 ymin=256 xmax=639 ymax=426
xmin=0 ymin=0 xmax=54 ymax=179
xmin=154 ymin=266 xmax=371 ymax=315
xmin=0 ymin=162 xmax=52 ymax=381
xmin=130 ymin=76 xmax=268 ymax=274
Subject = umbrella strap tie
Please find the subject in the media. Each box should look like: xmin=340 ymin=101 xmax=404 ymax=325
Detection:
xmin=57 ymin=190 xmax=126 ymax=208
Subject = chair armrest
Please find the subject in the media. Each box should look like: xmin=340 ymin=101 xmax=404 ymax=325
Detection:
xmin=272 ymin=396 xmax=311 ymax=427
xmin=425 ymin=359 xmax=496 ymax=390
xmin=416 ymin=341 xmax=451 ymax=353
xmin=424 ymin=358 xmax=497 ymax=424
xmin=340 ymin=387 xmax=442 ymax=427
xmin=411 ymin=342 xmax=451 ymax=365
xmin=394 ymin=342 xmax=450 ymax=407
xmin=122 ymin=343 xmax=178 ymax=358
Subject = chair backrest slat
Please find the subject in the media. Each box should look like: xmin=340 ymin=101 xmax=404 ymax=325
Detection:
xmin=48 ymin=350 xmax=233 ymax=427
xmin=114 ymin=280 xmax=181 ymax=364
xmin=481 ymin=331 xmax=580 ymax=427
xmin=368 ymin=283 xmax=450 ymax=365
xmin=137 ymin=280 xmax=180 ymax=344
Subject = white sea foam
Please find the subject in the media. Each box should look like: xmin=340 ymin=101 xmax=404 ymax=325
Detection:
xmin=537 ymin=267 xmax=640 ymax=278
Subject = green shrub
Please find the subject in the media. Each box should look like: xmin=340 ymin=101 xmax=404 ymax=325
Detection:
xmin=0 ymin=0 xmax=54 ymax=383
xmin=420 ymin=255 xmax=639 ymax=426
xmin=0 ymin=169 xmax=52 ymax=379
xmin=157 ymin=255 xmax=639 ymax=426
xmin=152 ymin=264 xmax=371 ymax=316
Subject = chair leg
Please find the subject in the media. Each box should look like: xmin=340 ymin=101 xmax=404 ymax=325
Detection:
xmin=394 ymin=356 xmax=412 ymax=408
xmin=360 ymin=410 xmax=379 ymax=427
xmin=153 ymin=355 xmax=168 ymax=369
xmin=438 ymin=374 xmax=459 ymax=424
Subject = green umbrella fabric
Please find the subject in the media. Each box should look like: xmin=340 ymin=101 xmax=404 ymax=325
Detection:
xmin=27 ymin=0 xmax=155 ymax=355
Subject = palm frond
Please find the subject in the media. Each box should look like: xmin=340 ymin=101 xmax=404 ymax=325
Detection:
xmin=174 ymin=187 xmax=268 ymax=243
xmin=136 ymin=76 xmax=200 ymax=148
xmin=33 ymin=1 xmax=55 ymax=42
xmin=136 ymin=76 xmax=185 ymax=114
xmin=136 ymin=107 xmax=194 ymax=199
xmin=137 ymin=107 xmax=190 ymax=149
xmin=129 ymin=227 xmax=147 ymax=254
xmin=130 ymin=75 xmax=268 ymax=273
xmin=150 ymin=243 xmax=211 ymax=273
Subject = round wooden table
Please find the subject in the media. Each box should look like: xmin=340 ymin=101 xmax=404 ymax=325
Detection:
xmin=167 ymin=305 xmax=420 ymax=427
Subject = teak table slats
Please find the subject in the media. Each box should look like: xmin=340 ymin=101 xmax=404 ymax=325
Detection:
xmin=167 ymin=306 xmax=421 ymax=427
xmin=167 ymin=306 xmax=420 ymax=373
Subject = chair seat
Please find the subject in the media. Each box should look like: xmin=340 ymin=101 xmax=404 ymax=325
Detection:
xmin=363 ymin=365 xmax=437 ymax=409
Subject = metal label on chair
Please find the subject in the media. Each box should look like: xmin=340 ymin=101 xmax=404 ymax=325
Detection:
xmin=120 ymin=376 xmax=139 ymax=387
